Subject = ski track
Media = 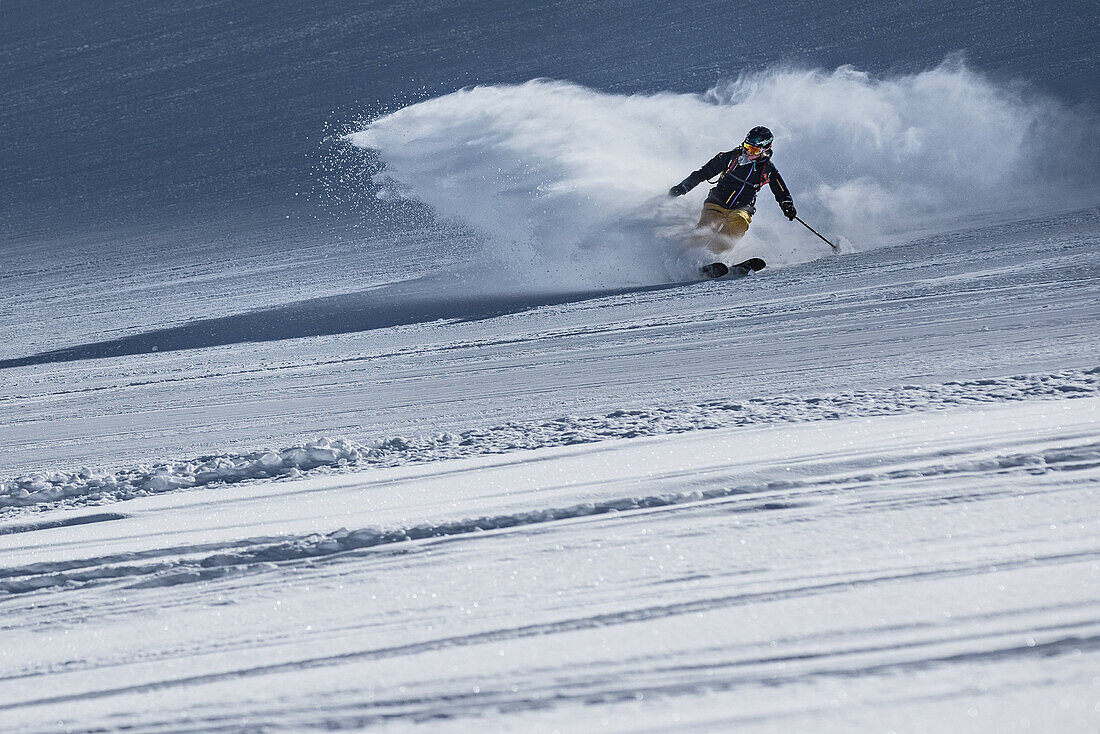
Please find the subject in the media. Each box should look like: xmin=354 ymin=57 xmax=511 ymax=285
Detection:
xmin=1 ymin=432 xmax=1097 ymax=597
xmin=3 ymin=366 xmax=1097 ymax=513
xmin=2 ymin=400 xmax=1098 ymax=733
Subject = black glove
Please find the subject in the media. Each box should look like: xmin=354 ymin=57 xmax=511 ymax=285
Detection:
xmin=669 ymin=183 xmax=688 ymax=197
xmin=781 ymin=200 xmax=797 ymax=220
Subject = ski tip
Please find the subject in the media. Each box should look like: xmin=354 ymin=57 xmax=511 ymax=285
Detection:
xmin=740 ymin=257 xmax=767 ymax=272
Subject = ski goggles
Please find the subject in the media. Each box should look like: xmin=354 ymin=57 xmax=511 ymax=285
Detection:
xmin=742 ymin=141 xmax=769 ymax=156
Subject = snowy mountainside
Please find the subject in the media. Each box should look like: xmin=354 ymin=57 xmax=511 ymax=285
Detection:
xmin=3 ymin=1 xmax=1100 ymax=731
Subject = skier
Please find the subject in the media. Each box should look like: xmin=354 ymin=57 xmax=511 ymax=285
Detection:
xmin=669 ymin=126 xmax=797 ymax=257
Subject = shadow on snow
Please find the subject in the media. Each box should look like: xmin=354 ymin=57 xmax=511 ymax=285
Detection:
xmin=1 ymin=278 xmax=678 ymax=369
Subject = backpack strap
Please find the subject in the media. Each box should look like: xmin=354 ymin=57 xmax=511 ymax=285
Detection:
xmin=707 ymin=149 xmax=741 ymax=184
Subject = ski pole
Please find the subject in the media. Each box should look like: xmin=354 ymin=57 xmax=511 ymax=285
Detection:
xmin=794 ymin=215 xmax=840 ymax=252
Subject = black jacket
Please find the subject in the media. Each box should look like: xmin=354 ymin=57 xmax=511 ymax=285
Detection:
xmin=678 ymin=148 xmax=793 ymax=213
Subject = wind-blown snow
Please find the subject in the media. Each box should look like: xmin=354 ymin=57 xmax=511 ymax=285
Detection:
xmin=350 ymin=61 xmax=1098 ymax=285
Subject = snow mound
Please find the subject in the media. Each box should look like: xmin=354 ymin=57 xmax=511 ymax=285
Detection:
xmin=1 ymin=438 xmax=363 ymax=509
xmin=2 ymin=367 xmax=1097 ymax=513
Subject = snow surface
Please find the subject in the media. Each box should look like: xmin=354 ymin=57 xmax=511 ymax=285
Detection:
xmin=4 ymin=368 xmax=1097 ymax=512
xmin=3 ymin=208 xmax=1097 ymax=731
xmin=3 ymin=400 xmax=1099 ymax=732
xmin=3 ymin=2 xmax=1100 ymax=732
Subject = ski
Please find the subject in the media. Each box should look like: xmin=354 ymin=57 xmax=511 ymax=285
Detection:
xmin=700 ymin=257 xmax=766 ymax=279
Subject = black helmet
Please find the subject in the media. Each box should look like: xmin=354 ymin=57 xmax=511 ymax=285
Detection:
xmin=743 ymin=126 xmax=774 ymax=153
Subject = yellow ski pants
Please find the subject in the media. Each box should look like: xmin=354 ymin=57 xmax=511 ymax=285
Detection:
xmin=696 ymin=203 xmax=751 ymax=255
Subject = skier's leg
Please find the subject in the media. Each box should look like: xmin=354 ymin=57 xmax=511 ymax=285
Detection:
xmin=697 ymin=205 xmax=751 ymax=256
xmin=696 ymin=203 xmax=727 ymax=229
xmin=720 ymin=208 xmax=751 ymax=239
xmin=695 ymin=203 xmax=731 ymax=254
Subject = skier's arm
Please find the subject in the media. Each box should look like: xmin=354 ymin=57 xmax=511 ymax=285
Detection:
xmin=769 ymin=165 xmax=794 ymax=205
xmin=769 ymin=164 xmax=797 ymax=220
xmin=669 ymin=153 xmax=727 ymax=196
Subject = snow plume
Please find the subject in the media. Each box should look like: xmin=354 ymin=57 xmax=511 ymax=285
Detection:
xmin=707 ymin=59 xmax=1098 ymax=250
xmin=349 ymin=60 xmax=1096 ymax=283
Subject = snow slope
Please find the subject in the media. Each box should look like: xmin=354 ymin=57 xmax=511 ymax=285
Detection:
xmin=3 ymin=1 xmax=1099 ymax=732
xmin=3 ymin=208 xmax=1096 ymax=478
xmin=4 ymin=367 xmax=1097 ymax=512
xmin=2 ymin=203 xmax=1098 ymax=731
xmin=3 ymin=400 xmax=1099 ymax=732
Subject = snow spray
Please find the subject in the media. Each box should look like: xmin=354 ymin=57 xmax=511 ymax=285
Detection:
xmin=349 ymin=59 xmax=1098 ymax=286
